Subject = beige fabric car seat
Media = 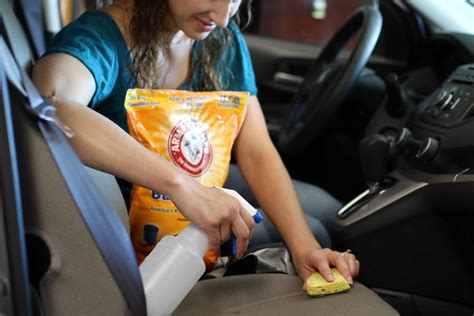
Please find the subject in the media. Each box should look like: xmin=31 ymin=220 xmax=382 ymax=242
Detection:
xmin=176 ymin=274 xmax=397 ymax=315
xmin=0 ymin=0 xmax=398 ymax=314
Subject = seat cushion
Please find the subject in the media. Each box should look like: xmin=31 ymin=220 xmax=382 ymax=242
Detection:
xmin=84 ymin=166 xmax=130 ymax=232
xmin=174 ymin=274 xmax=398 ymax=315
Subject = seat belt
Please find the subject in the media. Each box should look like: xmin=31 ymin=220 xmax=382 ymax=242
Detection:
xmin=14 ymin=0 xmax=46 ymax=59
xmin=0 ymin=17 xmax=147 ymax=316
xmin=0 ymin=37 xmax=33 ymax=316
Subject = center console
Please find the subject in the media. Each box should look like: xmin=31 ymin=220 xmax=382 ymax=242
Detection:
xmin=337 ymin=64 xmax=474 ymax=225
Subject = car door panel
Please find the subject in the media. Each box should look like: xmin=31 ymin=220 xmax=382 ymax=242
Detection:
xmin=245 ymin=34 xmax=406 ymax=140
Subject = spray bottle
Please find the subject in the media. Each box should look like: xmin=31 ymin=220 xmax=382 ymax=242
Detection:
xmin=139 ymin=187 xmax=263 ymax=315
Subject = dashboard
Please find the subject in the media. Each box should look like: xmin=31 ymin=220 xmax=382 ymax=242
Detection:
xmin=419 ymin=64 xmax=474 ymax=129
xmin=366 ymin=33 xmax=474 ymax=176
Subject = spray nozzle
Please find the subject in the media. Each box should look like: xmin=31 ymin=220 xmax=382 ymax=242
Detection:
xmin=215 ymin=187 xmax=264 ymax=256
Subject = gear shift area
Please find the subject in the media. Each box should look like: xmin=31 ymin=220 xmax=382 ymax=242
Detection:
xmin=337 ymin=134 xmax=397 ymax=219
xmin=337 ymin=128 xmax=440 ymax=219
xmin=337 ymin=128 xmax=435 ymax=220
xmin=359 ymin=134 xmax=391 ymax=194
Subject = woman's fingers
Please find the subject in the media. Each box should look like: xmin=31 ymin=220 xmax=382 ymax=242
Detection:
xmin=240 ymin=207 xmax=255 ymax=238
xmin=204 ymin=197 xmax=251 ymax=256
xmin=219 ymin=221 xmax=232 ymax=244
xmin=231 ymin=213 xmax=251 ymax=258
xmin=206 ymin=225 xmax=221 ymax=252
xmin=214 ymin=188 xmax=253 ymax=257
xmin=171 ymin=180 xmax=254 ymax=255
xmin=338 ymin=251 xmax=359 ymax=278
xmin=345 ymin=254 xmax=359 ymax=278
xmin=314 ymin=257 xmax=334 ymax=282
xmin=334 ymin=253 xmax=353 ymax=285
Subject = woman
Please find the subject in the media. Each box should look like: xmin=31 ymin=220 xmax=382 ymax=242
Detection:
xmin=32 ymin=0 xmax=358 ymax=285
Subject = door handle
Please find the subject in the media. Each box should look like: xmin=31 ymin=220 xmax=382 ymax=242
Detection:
xmin=273 ymin=72 xmax=304 ymax=86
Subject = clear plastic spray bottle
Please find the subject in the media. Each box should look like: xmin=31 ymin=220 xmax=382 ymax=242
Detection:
xmin=139 ymin=188 xmax=263 ymax=315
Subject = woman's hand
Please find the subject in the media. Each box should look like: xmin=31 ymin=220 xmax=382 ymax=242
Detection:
xmin=292 ymin=247 xmax=360 ymax=289
xmin=167 ymin=173 xmax=254 ymax=258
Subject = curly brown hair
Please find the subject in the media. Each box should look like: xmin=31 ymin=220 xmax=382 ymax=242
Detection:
xmin=93 ymin=0 xmax=253 ymax=90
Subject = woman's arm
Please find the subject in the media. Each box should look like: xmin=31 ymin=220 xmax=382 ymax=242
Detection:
xmin=233 ymin=96 xmax=359 ymax=284
xmin=32 ymin=54 xmax=253 ymax=256
xmin=33 ymin=54 xmax=184 ymax=195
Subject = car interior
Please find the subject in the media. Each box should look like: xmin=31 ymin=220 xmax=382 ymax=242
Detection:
xmin=246 ymin=0 xmax=474 ymax=313
xmin=1 ymin=0 xmax=473 ymax=315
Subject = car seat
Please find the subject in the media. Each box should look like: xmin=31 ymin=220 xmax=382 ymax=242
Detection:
xmin=0 ymin=0 xmax=399 ymax=314
xmin=1 ymin=1 xmax=140 ymax=315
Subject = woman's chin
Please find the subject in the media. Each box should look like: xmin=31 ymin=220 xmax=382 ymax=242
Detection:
xmin=193 ymin=33 xmax=212 ymax=41
xmin=183 ymin=28 xmax=212 ymax=41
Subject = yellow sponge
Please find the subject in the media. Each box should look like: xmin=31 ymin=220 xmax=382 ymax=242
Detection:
xmin=306 ymin=268 xmax=351 ymax=297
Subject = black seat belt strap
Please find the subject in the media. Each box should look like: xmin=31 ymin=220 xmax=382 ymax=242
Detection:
xmin=0 ymin=16 xmax=147 ymax=315
xmin=0 ymin=37 xmax=33 ymax=316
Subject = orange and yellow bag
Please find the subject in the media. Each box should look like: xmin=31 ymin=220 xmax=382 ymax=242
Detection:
xmin=125 ymin=89 xmax=248 ymax=269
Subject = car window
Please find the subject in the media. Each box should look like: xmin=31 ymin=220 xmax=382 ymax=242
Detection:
xmin=406 ymin=0 xmax=474 ymax=34
xmin=248 ymin=0 xmax=374 ymax=45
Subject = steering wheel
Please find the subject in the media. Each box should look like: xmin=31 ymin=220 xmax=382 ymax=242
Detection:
xmin=278 ymin=5 xmax=382 ymax=153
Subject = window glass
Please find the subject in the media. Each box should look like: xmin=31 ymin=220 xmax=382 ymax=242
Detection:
xmin=254 ymin=0 xmax=373 ymax=45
